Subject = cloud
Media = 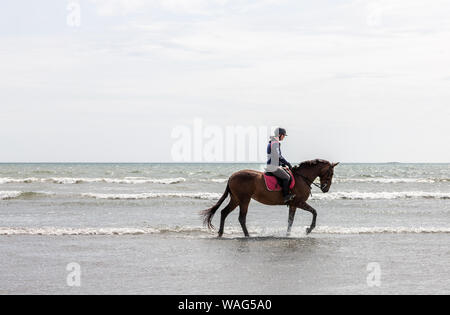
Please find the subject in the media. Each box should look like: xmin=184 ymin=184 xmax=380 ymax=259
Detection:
xmin=353 ymin=0 xmax=450 ymax=31
xmin=89 ymin=0 xmax=280 ymax=16
xmin=88 ymin=0 xmax=230 ymax=16
xmin=89 ymin=0 xmax=147 ymax=16
xmin=2 ymin=0 xmax=450 ymax=161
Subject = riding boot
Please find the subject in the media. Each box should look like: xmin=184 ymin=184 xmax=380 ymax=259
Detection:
xmin=281 ymin=178 xmax=295 ymax=204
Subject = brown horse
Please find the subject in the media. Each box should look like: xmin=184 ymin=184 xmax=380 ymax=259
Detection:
xmin=201 ymin=159 xmax=339 ymax=237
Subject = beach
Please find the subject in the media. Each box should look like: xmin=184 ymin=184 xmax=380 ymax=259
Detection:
xmin=0 ymin=163 xmax=449 ymax=294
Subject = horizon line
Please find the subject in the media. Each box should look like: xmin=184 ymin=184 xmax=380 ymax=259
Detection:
xmin=0 ymin=161 xmax=449 ymax=164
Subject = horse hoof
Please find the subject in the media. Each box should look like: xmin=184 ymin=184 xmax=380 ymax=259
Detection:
xmin=306 ymin=228 xmax=312 ymax=235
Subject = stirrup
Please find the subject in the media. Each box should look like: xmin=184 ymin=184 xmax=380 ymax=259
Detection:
xmin=283 ymin=194 xmax=295 ymax=204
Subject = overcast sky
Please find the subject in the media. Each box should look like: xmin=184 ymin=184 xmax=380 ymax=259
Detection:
xmin=1 ymin=0 xmax=449 ymax=163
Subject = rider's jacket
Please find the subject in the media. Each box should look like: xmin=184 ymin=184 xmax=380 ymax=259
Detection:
xmin=266 ymin=136 xmax=292 ymax=172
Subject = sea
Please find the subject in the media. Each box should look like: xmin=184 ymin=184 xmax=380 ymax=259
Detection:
xmin=0 ymin=163 xmax=449 ymax=294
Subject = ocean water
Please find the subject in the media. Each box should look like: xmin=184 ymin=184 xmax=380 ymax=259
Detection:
xmin=0 ymin=163 xmax=449 ymax=294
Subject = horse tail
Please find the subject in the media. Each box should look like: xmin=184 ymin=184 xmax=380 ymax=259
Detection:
xmin=200 ymin=183 xmax=230 ymax=230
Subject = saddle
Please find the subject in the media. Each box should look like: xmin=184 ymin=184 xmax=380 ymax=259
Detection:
xmin=264 ymin=169 xmax=295 ymax=192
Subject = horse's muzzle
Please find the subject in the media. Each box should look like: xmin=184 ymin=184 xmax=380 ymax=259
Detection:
xmin=321 ymin=183 xmax=330 ymax=193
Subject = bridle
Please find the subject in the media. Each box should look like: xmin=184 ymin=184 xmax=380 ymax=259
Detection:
xmin=299 ymin=174 xmax=322 ymax=190
xmin=298 ymin=174 xmax=323 ymax=198
xmin=297 ymin=168 xmax=332 ymax=193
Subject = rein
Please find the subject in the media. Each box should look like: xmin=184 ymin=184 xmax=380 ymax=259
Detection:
xmin=300 ymin=175 xmax=321 ymax=188
xmin=292 ymin=162 xmax=333 ymax=196
xmin=298 ymin=174 xmax=322 ymax=195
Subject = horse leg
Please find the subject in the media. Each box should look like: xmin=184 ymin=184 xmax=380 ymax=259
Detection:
xmin=287 ymin=205 xmax=297 ymax=237
xmin=299 ymin=202 xmax=317 ymax=235
xmin=218 ymin=197 xmax=239 ymax=237
xmin=238 ymin=199 xmax=250 ymax=237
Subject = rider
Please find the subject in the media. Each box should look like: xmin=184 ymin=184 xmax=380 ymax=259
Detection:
xmin=266 ymin=127 xmax=295 ymax=203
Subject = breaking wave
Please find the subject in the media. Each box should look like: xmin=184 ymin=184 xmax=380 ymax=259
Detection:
xmin=334 ymin=178 xmax=445 ymax=183
xmin=0 ymin=177 xmax=186 ymax=185
xmin=0 ymin=191 xmax=52 ymax=200
xmin=312 ymin=191 xmax=450 ymax=200
xmin=312 ymin=226 xmax=450 ymax=234
xmin=218 ymin=226 xmax=450 ymax=236
xmin=0 ymin=227 xmax=165 ymax=236
xmin=0 ymin=226 xmax=448 ymax=236
xmin=200 ymin=178 xmax=228 ymax=183
xmin=82 ymin=192 xmax=222 ymax=200
xmin=0 ymin=191 xmax=22 ymax=200
xmin=3 ymin=190 xmax=448 ymax=201
xmin=3 ymin=176 xmax=448 ymax=186
xmin=0 ymin=226 xmax=211 ymax=236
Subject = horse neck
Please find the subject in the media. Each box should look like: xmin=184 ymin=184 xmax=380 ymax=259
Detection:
xmin=297 ymin=166 xmax=321 ymax=183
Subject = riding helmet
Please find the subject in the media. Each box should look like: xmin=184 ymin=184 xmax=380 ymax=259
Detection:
xmin=274 ymin=127 xmax=287 ymax=137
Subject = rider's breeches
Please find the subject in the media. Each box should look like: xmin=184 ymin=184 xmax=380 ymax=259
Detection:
xmin=272 ymin=167 xmax=290 ymax=181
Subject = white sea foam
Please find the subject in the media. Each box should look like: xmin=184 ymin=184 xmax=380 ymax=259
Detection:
xmin=200 ymin=178 xmax=228 ymax=183
xmin=0 ymin=191 xmax=23 ymax=200
xmin=0 ymin=191 xmax=53 ymax=200
xmin=82 ymin=191 xmax=450 ymax=201
xmin=335 ymin=178 xmax=437 ymax=183
xmin=0 ymin=178 xmax=40 ymax=184
xmin=0 ymin=227 xmax=162 ymax=236
xmin=211 ymin=178 xmax=228 ymax=183
xmin=82 ymin=192 xmax=222 ymax=200
xmin=313 ymin=226 xmax=450 ymax=234
xmin=312 ymin=191 xmax=450 ymax=200
xmin=218 ymin=226 xmax=450 ymax=236
xmin=2 ymin=189 xmax=448 ymax=201
xmin=0 ymin=226 xmax=211 ymax=236
xmin=2 ymin=176 xmax=447 ymax=185
xmin=0 ymin=226 xmax=448 ymax=236
xmin=0 ymin=177 xmax=186 ymax=185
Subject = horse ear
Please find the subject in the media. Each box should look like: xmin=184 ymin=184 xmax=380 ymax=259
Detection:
xmin=332 ymin=162 xmax=340 ymax=168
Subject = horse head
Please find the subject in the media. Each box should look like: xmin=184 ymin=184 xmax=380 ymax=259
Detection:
xmin=292 ymin=159 xmax=340 ymax=193
xmin=318 ymin=162 xmax=340 ymax=193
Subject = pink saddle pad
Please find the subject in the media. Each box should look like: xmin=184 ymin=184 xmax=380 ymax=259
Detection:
xmin=264 ymin=170 xmax=295 ymax=192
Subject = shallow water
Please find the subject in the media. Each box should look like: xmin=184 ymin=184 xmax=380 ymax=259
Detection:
xmin=0 ymin=163 xmax=449 ymax=294
xmin=0 ymin=234 xmax=448 ymax=295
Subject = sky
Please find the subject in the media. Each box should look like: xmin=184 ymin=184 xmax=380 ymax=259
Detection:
xmin=1 ymin=0 xmax=449 ymax=163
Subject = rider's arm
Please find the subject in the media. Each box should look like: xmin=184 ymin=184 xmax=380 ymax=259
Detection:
xmin=278 ymin=144 xmax=292 ymax=169
xmin=280 ymin=157 xmax=292 ymax=169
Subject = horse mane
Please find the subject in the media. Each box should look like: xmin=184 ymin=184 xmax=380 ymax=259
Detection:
xmin=292 ymin=159 xmax=330 ymax=174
